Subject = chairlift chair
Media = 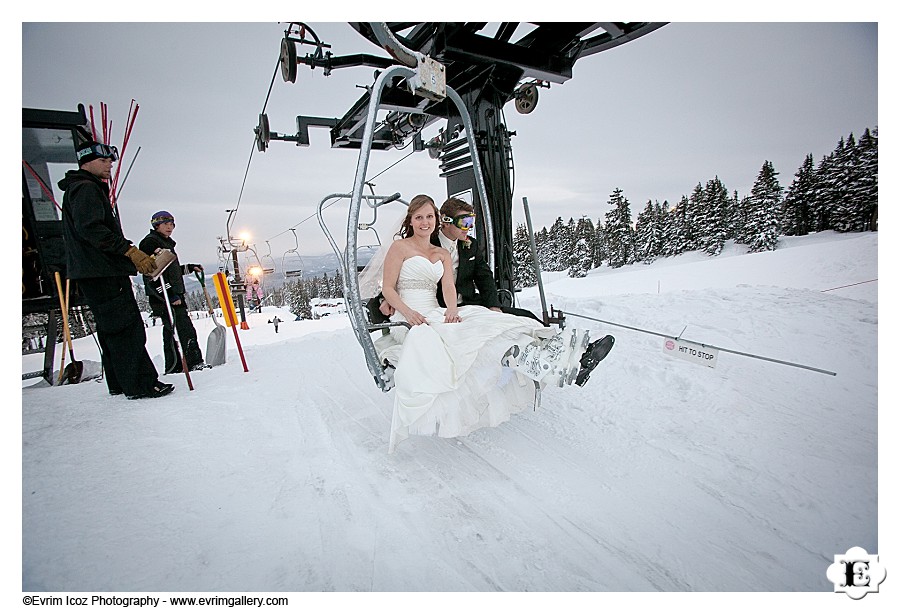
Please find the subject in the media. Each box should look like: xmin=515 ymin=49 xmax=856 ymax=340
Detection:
xmin=282 ymin=228 xmax=305 ymax=279
xmin=316 ymin=64 xmax=494 ymax=392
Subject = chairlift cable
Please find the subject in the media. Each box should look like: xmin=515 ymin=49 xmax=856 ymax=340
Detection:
xmin=262 ymin=147 xmax=415 ymax=246
xmin=231 ymin=55 xmax=283 ymax=226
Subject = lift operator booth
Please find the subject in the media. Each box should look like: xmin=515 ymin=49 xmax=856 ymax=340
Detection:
xmin=22 ymin=105 xmax=94 ymax=383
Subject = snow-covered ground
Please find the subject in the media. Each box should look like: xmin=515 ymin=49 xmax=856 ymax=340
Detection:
xmin=17 ymin=232 xmax=886 ymax=608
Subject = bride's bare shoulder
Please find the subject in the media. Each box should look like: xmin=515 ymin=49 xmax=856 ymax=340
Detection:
xmin=386 ymin=238 xmax=414 ymax=259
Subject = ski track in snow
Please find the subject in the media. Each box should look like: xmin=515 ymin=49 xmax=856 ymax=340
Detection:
xmin=21 ymin=233 xmax=878 ymax=592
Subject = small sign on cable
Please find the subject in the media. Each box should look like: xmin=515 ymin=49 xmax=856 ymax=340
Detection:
xmin=663 ymin=337 xmax=719 ymax=368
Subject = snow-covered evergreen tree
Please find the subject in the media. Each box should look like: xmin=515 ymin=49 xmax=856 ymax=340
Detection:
xmin=829 ymin=134 xmax=858 ymax=232
xmin=667 ymin=195 xmax=692 ymax=256
xmin=782 ymin=153 xmax=816 ymax=236
xmin=657 ymin=201 xmax=677 ymax=258
xmin=512 ymin=223 xmax=537 ymax=288
xmin=697 ymin=176 xmax=730 ymax=256
xmin=604 ymin=188 xmax=635 ymax=268
xmin=856 ymin=126 xmax=878 ymax=231
xmin=591 ymin=218 xmax=607 ymax=268
xmin=634 ymin=200 xmax=662 ymax=263
xmin=534 ymin=227 xmax=551 ymax=271
xmin=284 ymin=279 xmax=312 ymax=319
xmin=567 ymin=217 xmax=593 ymax=268
xmin=833 ymin=128 xmax=878 ymax=232
xmin=568 ymin=237 xmax=592 ymax=278
xmin=546 ymin=217 xmax=569 ymax=271
xmin=745 ymin=160 xmax=783 ymax=252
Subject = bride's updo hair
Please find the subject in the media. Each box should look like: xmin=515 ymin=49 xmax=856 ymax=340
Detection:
xmin=397 ymin=194 xmax=440 ymax=239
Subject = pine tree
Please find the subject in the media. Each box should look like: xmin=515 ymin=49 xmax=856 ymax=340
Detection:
xmin=546 ymin=217 xmax=568 ymax=271
xmin=830 ymin=134 xmax=858 ymax=232
xmin=568 ymin=237 xmax=592 ymax=278
xmin=658 ymin=201 xmax=677 ymax=258
xmin=782 ymin=153 xmax=816 ymax=236
xmin=634 ymin=200 xmax=660 ymax=263
xmin=745 ymin=160 xmax=783 ymax=252
xmin=591 ymin=218 xmax=607 ymax=268
xmin=697 ymin=176 xmax=729 ymax=256
xmin=604 ymin=188 xmax=635 ymax=268
xmin=668 ymin=195 xmax=692 ymax=255
xmin=512 ymin=223 xmax=538 ymax=288
xmin=833 ymin=128 xmax=878 ymax=232
xmin=534 ymin=227 xmax=551 ymax=271
xmin=810 ymin=137 xmax=852 ymax=233
xmin=332 ymin=269 xmax=345 ymax=298
xmin=567 ymin=217 xmax=594 ymax=270
xmin=285 ymin=279 xmax=312 ymax=319
xmin=856 ymin=126 xmax=878 ymax=231
xmin=686 ymin=183 xmax=703 ymax=252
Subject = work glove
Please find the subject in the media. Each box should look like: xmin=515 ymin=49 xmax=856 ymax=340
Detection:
xmin=186 ymin=263 xmax=204 ymax=273
xmin=125 ymin=246 xmax=157 ymax=276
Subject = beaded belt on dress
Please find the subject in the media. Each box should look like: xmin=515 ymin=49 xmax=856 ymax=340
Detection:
xmin=397 ymin=279 xmax=437 ymax=292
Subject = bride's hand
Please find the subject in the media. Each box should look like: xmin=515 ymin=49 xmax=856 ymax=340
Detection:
xmin=444 ymin=308 xmax=461 ymax=323
xmin=403 ymin=309 xmax=427 ymax=326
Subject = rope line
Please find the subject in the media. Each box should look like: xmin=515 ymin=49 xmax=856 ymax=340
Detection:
xmin=564 ymin=310 xmax=837 ymax=376
xmin=820 ymin=279 xmax=877 ymax=292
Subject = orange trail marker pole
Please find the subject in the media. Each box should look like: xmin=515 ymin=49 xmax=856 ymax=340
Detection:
xmin=213 ymin=272 xmax=249 ymax=372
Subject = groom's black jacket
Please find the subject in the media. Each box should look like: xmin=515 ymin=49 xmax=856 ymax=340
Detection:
xmin=433 ymin=234 xmax=499 ymax=309
xmin=367 ymin=234 xmax=542 ymax=325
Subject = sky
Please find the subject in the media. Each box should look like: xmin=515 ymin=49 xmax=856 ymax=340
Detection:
xmin=19 ymin=230 xmax=884 ymax=605
xmin=19 ymin=17 xmax=880 ymax=272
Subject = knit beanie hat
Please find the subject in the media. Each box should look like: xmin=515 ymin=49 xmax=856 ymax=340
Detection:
xmin=151 ymin=211 xmax=175 ymax=228
xmin=76 ymin=140 xmax=118 ymax=165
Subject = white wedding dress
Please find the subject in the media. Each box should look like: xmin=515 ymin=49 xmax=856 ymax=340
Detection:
xmin=383 ymin=255 xmax=550 ymax=452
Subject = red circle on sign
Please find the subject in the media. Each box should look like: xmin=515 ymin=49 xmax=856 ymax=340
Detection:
xmin=665 ymin=340 xmax=675 ymax=350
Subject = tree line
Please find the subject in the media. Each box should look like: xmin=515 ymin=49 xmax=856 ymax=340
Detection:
xmin=514 ymin=126 xmax=877 ymax=284
xmin=23 ymin=126 xmax=877 ymax=346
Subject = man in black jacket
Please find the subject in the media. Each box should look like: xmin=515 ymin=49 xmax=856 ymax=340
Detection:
xmin=139 ymin=211 xmax=207 ymax=374
xmin=59 ymin=140 xmax=173 ymax=399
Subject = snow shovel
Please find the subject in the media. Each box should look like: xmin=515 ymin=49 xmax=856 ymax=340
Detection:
xmin=195 ymin=270 xmax=226 ymax=366
xmin=54 ymin=272 xmax=83 ymax=385
xmin=152 ymin=250 xmax=194 ymax=391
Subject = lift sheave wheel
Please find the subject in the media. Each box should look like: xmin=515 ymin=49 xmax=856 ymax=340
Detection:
xmin=515 ymin=84 xmax=538 ymax=115
xmin=255 ymin=113 xmax=271 ymax=152
xmin=280 ymin=36 xmax=298 ymax=84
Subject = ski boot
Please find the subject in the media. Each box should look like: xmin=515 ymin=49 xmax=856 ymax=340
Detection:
xmin=574 ymin=335 xmax=615 ymax=386
xmin=563 ymin=329 xmax=592 ymax=386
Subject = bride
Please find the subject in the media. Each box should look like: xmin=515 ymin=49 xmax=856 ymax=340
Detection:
xmin=379 ymin=194 xmax=566 ymax=452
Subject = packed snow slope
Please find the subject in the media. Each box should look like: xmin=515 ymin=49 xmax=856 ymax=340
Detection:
xmin=21 ymin=231 xmax=878 ymax=593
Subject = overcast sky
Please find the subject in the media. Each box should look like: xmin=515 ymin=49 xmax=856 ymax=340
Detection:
xmin=20 ymin=20 xmax=878 ymax=269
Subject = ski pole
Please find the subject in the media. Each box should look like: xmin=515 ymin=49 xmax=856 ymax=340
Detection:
xmin=158 ymin=280 xmax=194 ymax=390
xmin=152 ymin=255 xmax=194 ymax=390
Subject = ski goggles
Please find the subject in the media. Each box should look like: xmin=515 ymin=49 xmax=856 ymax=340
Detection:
xmin=76 ymin=142 xmax=119 ymax=162
xmin=442 ymin=213 xmax=476 ymax=231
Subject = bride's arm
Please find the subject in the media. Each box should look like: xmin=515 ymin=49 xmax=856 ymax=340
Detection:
xmin=382 ymin=243 xmax=427 ymax=326
xmin=440 ymin=251 xmax=460 ymax=322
